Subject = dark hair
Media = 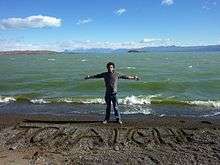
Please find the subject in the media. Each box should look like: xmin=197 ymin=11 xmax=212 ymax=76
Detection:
xmin=106 ymin=62 xmax=115 ymax=68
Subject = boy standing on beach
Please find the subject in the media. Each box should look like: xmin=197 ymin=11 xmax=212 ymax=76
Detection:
xmin=84 ymin=62 xmax=139 ymax=124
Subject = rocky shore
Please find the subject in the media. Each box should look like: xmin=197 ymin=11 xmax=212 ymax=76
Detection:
xmin=0 ymin=114 xmax=220 ymax=164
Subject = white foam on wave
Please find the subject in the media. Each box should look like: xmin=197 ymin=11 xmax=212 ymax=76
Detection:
xmin=79 ymin=95 xmax=160 ymax=105
xmin=127 ymin=66 xmax=136 ymax=69
xmin=201 ymin=111 xmax=220 ymax=117
xmin=54 ymin=98 xmax=105 ymax=104
xmin=118 ymin=95 xmax=150 ymax=105
xmin=122 ymin=105 xmax=152 ymax=115
xmin=30 ymin=99 xmax=49 ymax=104
xmin=188 ymin=100 xmax=220 ymax=108
xmin=0 ymin=96 xmax=16 ymax=103
xmin=2 ymin=95 xmax=219 ymax=109
xmin=213 ymin=112 xmax=220 ymax=116
xmin=57 ymin=98 xmax=74 ymax=103
xmin=79 ymin=98 xmax=105 ymax=104
xmin=52 ymin=95 xmax=159 ymax=105
xmin=120 ymin=94 xmax=161 ymax=105
xmin=81 ymin=59 xmax=87 ymax=62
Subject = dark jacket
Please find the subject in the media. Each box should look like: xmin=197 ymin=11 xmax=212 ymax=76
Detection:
xmin=90 ymin=71 xmax=129 ymax=94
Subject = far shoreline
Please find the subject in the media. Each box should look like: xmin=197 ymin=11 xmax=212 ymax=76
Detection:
xmin=0 ymin=50 xmax=58 ymax=56
xmin=1 ymin=44 xmax=220 ymax=55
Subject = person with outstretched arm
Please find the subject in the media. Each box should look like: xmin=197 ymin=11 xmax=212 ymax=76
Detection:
xmin=84 ymin=62 xmax=140 ymax=124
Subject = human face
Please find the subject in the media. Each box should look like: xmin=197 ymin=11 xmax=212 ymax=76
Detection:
xmin=107 ymin=65 xmax=114 ymax=73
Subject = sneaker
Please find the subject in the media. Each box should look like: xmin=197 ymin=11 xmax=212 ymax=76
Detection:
xmin=116 ymin=119 xmax=122 ymax=124
xmin=103 ymin=120 xmax=108 ymax=124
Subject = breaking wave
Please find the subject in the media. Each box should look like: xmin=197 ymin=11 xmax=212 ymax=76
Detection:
xmin=0 ymin=95 xmax=220 ymax=108
xmin=0 ymin=96 xmax=16 ymax=103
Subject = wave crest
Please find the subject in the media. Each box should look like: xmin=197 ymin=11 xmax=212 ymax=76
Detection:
xmin=188 ymin=100 xmax=220 ymax=108
xmin=0 ymin=95 xmax=219 ymax=108
xmin=0 ymin=96 xmax=16 ymax=103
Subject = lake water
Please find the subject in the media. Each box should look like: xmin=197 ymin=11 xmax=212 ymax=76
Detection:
xmin=0 ymin=52 xmax=219 ymax=117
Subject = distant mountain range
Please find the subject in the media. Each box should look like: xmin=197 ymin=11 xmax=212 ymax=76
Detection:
xmin=64 ymin=45 xmax=220 ymax=53
xmin=0 ymin=50 xmax=57 ymax=56
xmin=1 ymin=45 xmax=220 ymax=55
xmin=129 ymin=45 xmax=220 ymax=52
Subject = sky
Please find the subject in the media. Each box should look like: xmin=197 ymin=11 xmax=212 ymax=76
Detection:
xmin=0 ymin=0 xmax=219 ymax=51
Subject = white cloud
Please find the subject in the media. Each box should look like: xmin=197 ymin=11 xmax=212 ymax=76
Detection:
xmin=140 ymin=38 xmax=173 ymax=47
xmin=0 ymin=15 xmax=61 ymax=29
xmin=76 ymin=18 xmax=93 ymax=25
xmin=141 ymin=38 xmax=163 ymax=43
xmin=0 ymin=37 xmax=175 ymax=51
xmin=202 ymin=0 xmax=217 ymax=10
xmin=115 ymin=8 xmax=126 ymax=15
xmin=161 ymin=0 xmax=174 ymax=6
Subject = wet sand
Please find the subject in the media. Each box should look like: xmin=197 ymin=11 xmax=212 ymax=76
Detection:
xmin=0 ymin=113 xmax=220 ymax=164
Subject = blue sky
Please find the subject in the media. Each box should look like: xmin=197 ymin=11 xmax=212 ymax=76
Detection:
xmin=0 ymin=0 xmax=219 ymax=51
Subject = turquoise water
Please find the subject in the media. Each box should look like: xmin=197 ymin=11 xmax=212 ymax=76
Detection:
xmin=0 ymin=52 xmax=220 ymax=116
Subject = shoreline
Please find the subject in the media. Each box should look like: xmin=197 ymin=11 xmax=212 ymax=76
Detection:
xmin=0 ymin=112 xmax=220 ymax=127
xmin=1 ymin=101 xmax=220 ymax=120
xmin=0 ymin=113 xmax=220 ymax=164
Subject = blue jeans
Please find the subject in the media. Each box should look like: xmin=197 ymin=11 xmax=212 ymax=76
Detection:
xmin=104 ymin=92 xmax=121 ymax=121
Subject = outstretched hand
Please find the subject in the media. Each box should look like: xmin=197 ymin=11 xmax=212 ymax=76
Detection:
xmin=84 ymin=75 xmax=90 ymax=79
xmin=134 ymin=76 xmax=140 ymax=81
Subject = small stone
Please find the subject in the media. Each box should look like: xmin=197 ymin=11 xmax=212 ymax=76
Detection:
xmin=114 ymin=145 xmax=120 ymax=151
xmin=8 ymin=146 xmax=17 ymax=150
